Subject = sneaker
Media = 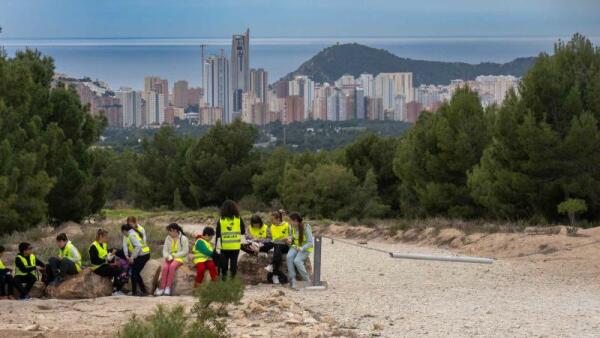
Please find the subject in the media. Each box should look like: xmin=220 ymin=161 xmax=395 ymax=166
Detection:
xmin=264 ymin=264 xmax=273 ymax=273
xmin=154 ymin=288 xmax=164 ymax=296
xmin=164 ymin=287 xmax=171 ymax=296
xmin=19 ymin=296 xmax=32 ymax=301
xmin=112 ymin=291 xmax=125 ymax=296
xmin=290 ymin=279 xmax=299 ymax=290
xmin=272 ymin=275 xmax=280 ymax=284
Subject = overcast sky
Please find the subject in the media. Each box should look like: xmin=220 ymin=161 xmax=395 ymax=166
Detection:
xmin=1 ymin=0 xmax=599 ymax=39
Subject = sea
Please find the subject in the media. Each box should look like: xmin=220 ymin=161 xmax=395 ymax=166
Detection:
xmin=2 ymin=36 xmax=597 ymax=90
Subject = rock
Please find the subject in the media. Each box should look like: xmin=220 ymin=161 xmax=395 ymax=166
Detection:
xmin=123 ymin=258 xmax=161 ymax=294
xmin=238 ymin=252 xmax=313 ymax=285
xmin=26 ymin=323 xmax=40 ymax=331
xmin=169 ymin=265 xmax=197 ymax=296
xmin=372 ymin=322 xmax=384 ymax=330
xmin=14 ymin=280 xmax=46 ymax=299
xmin=46 ymin=269 xmax=112 ymax=299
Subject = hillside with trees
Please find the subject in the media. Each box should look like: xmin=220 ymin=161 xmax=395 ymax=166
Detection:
xmin=279 ymin=43 xmax=535 ymax=85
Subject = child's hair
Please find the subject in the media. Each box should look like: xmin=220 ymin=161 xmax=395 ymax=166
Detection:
xmin=121 ymin=224 xmax=132 ymax=233
xmin=126 ymin=216 xmax=137 ymax=225
xmin=202 ymin=226 xmax=215 ymax=237
xmin=250 ymin=214 xmax=263 ymax=226
xmin=289 ymin=212 xmax=304 ymax=244
xmin=0 ymin=245 xmax=5 ymax=253
xmin=56 ymin=233 xmax=68 ymax=242
xmin=96 ymin=228 xmax=108 ymax=241
xmin=220 ymin=200 xmax=240 ymax=219
xmin=271 ymin=210 xmax=283 ymax=222
xmin=166 ymin=223 xmax=185 ymax=237
xmin=18 ymin=242 xmax=31 ymax=254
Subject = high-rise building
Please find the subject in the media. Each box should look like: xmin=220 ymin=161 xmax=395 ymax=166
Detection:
xmin=326 ymin=89 xmax=341 ymax=121
xmin=143 ymin=91 xmax=165 ymax=125
xmin=250 ymin=68 xmax=268 ymax=104
xmin=355 ymin=87 xmax=365 ymax=119
xmin=96 ymin=97 xmax=123 ymax=127
xmin=406 ymin=101 xmax=423 ymax=123
xmin=203 ymin=55 xmax=230 ymax=122
xmin=144 ymin=77 xmax=169 ymax=105
xmin=200 ymin=106 xmax=225 ymax=126
xmin=284 ymin=96 xmax=304 ymax=124
xmin=366 ymin=97 xmax=384 ymax=120
xmin=187 ymin=87 xmax=204 ymax=108
xmin=359 ymin=74 xmax=375 ymax=97
xmin=274 ymin=81 xmax=289 ymax=98
xmin=374 ymin=74 xmax=396 ymax=111
xmin=173 ymin=80 xmax=189 ymax=108
xmin=335 ymin=74 xmax=356 ymax=88
xmin=116 ymin=87 xmax=143 ymax=127
xmin=393 ymin=95 xmax=406 ymax=121
xmin=313 ymin=84 xmax=331 ymax=121
xmin=230 ymin=29 xmax=250 ymax=115
xmin=474 ymin=75 xmax=518 ymax=106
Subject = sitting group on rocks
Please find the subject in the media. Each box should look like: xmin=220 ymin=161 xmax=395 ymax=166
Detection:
xmin=0 ymin=200 xmax=314 ymax=300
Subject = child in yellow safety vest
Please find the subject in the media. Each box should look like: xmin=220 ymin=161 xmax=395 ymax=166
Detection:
xmin=89 ymin=228 xmax=126 ymax=296
xmin=14 ymin=242 xmax=45 ymax=300
xmin=287 ymin=213 xmax=313 ymax=290
xmin=155 ymin=223 xmax=189 ymax=296
xmin=121 ymin=224 xmax=151 ymax=296
xmin=0 ymin=245 xmax=15 ymax=299
xmin=264 ymin=210 xmax=293 ymax=285
xmin=193 ymin=227 xmax=218 ymax=286
xmin=47 ymin=233 xmax=81 ymax=286
xmin=241 ymin=214 xmax=272 ymax=256
xmin=215 ymin=200 xmax=246 ymax=281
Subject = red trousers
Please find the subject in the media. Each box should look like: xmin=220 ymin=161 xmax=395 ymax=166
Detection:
xmin=195 ymin=260 xmax=218 ymax=284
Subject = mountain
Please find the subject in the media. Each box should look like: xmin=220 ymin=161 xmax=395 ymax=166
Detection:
xmin=279 ymin=43 xmax=536 ymax=86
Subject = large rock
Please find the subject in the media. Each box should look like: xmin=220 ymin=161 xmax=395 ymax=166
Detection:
xmin=12 ymin=280 xmax=46 ymax=299
xmin=46 ymin=268 xmax=112 ymax=299
xmin=238 ymin=252 xmax=312 ymax=285
xmin=156 ymin=263 xmax=216 ymax=296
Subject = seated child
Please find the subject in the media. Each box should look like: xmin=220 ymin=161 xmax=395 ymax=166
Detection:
xmin=192 ymin=227 xmax=218 ymax=287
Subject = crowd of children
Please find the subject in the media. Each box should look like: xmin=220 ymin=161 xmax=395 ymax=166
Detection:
xmin=0 ymin=200 xmax=314 ymax=300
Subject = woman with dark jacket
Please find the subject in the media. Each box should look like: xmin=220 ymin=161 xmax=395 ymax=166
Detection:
xmin=215 ymin=200 xmax=246 ymax=280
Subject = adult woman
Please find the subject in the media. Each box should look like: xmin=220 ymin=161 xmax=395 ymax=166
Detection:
xmin=89 ymin=229 xmax=125 ymax=296
xmin=215 ymin=200 xmax=245 ymax=280
xmin=286 ymin=213 xmax=313 ymax=289
xmin=121 ymin=224 xmax=151 ymax=296
xmin=155 ymin=223 xmax=189 ymax=296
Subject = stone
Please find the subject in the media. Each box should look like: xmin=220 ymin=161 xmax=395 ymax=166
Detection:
xmin=46 ymin=268 xmax=112 ymax=299
xmin=25 ymin=323 xmax=40 ymax=331
xmin=238 ymin=252 xmax=313 ymax=285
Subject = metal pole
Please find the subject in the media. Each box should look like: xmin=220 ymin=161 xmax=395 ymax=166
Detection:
xmin=313 ymin=236 xmax=322 ymax=286
xmin=389 ymin=252 xmax=494 ymax=264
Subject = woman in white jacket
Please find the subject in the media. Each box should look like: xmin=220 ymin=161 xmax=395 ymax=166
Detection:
xmin=155 ymin=223 xmax=189 ymax=296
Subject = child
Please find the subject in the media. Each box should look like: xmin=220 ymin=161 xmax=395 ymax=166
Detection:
xmin=241 ymin=214 xmax=271 ymax=256
xmin=192 ymin=227 xmax=218 ymax=287
xmin=215 ymin=200 xmax=245 ymax=280
xmin=155 ymin=223 xmax=189 ymax=296
xmin=14 ymin=242 xmax=45 ymax=300
xmin=127 ymin=216 xmax=147 ymax=243
xmin=0 ymin=245 xmax=15 ymax=299
xmin=122 ymin=224 xmax=151 ymax=296
xmin=89 ymin=229 xmax=126 ymax=296
xmin=265 ymin=211 xmax=292 ymax=284
xmin=47 ymin=233 xmax=82 ymax=285
xmin=286 ymin=213 xmax=313 ymax=290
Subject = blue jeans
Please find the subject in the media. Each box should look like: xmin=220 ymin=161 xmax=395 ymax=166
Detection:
xmin=287 ymin=247 xmax=311 ymax=282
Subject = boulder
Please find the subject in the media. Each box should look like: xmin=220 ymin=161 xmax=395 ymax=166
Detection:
xmin=238 ymin=252 xmax=312 ymax=285
xmin=13 ymin=280 xmax=46 ymax=299
xmin=46 ymin=268 xmax=113 ymax=299
xmin=167 ymin=265 xmax=196 ymax=296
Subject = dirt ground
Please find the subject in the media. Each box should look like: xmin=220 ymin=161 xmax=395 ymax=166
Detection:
xmin=1 ymin=222 xmax=599 ymax=337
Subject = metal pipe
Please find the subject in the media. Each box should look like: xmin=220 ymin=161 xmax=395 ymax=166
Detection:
xmin=313 ymin=236 xmax=322 ymax=286
xmin=389 ymin=252 xmax=494 ymax=264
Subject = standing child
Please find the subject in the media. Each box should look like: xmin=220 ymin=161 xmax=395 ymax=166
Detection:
xmin=155 ymin=223 xmax=189 ymax=296
xmin=286 ymin=213 xmax=313 ymax=290
xmin=122 ymin=224 xmax=151 ymax=296
xmin=215 ymin=200 xmax=245 ymax=281
xmin=192 ymin=227 xmax=218 ymax=287
xmin=0 ymin=245 xmax=15 ymax=299
xmin=13 ymin=242 xmax=45 ymax=300
xmin=89 ymin=229 xmax=126 ymax=296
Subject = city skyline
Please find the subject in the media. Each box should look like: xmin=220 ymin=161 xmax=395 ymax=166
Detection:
xmin=1 ymin=1 xmax=599 ymax=39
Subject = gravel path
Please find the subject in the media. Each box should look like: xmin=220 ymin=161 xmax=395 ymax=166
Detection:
xmin=244 ymin=239 xmax=600 ymax=337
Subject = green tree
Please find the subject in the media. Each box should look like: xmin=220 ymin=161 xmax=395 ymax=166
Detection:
xmin=251 ymin=147 xmax=291 ymax=204
xmin=469 ymin=34 xmax=600 ymax=220
xmin=557 ymin=198 xmax=588 ymax=225
xmin=394 ymin=87 xmax=491 ymax=218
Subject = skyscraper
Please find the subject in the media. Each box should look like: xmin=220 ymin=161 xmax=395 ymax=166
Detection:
xmin=116 ymin=87 xmax=143 ymax=127
xmin=250 ymin=68 xmax=268 ymax=104
xmin=144 ymin=76 xmax=169 ymax=105
xmin=143 ymin=91 xmax=165 ymax=125
xmin=204 ymin=55 xmax=230 ymax=122
xmin=359 ymin=74 xmax=375 ymax=97
xmin=230 ymin=29 xmax=250 ymax=115
xmin=173 ymin=80 xmax=189 ymax=108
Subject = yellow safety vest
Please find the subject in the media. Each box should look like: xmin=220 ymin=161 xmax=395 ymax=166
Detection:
xmin=15 ymin=254 xmax=37 ymax=277
xmin=89 ymin=241 xmax=108 ymax=271
xmin=249 ymin=224 xmax=268 ymax=239
xmin=170 ymin=237 xmax=185 ymax=263
xmin=0 ymin=259 xmax=5 ymax=270
xmin=192 ymin=238 xmax=213 ymax=264
xmin=128 ymin=231 xmax=151 ymax=254
xmin=271 ymin=222 xmax=290 ymax=241
xmin=292 ymin=226 xmax=313 ymax=253
xmin=220 ymin=217 xmax=241 ymax=250
xmin=59 ymin=241 xmax=82 ymax=272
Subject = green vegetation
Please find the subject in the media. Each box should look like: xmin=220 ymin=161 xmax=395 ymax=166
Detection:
xmin=0 ymin=49 xmax=106 ymax=234
xmin=279 ymin=42 xmax=535 ymax=85
xmin=118 ymin=278 xmax=244 ymax=338
xmin=558 ymin=199 xmax=588 ymax=226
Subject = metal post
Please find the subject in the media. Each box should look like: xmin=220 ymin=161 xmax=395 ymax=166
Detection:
xmin=389 ymin=252 xmax=494 ymax=264
xmin=313 ymin=236 xmax=322 ymax=286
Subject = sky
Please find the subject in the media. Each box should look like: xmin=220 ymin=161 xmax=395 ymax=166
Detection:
xmin=0 ymin=0 xmax=599 ymax=39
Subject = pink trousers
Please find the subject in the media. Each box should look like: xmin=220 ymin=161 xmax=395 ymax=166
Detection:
xmin=160 ymin=260 xmax=183 ymax=289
